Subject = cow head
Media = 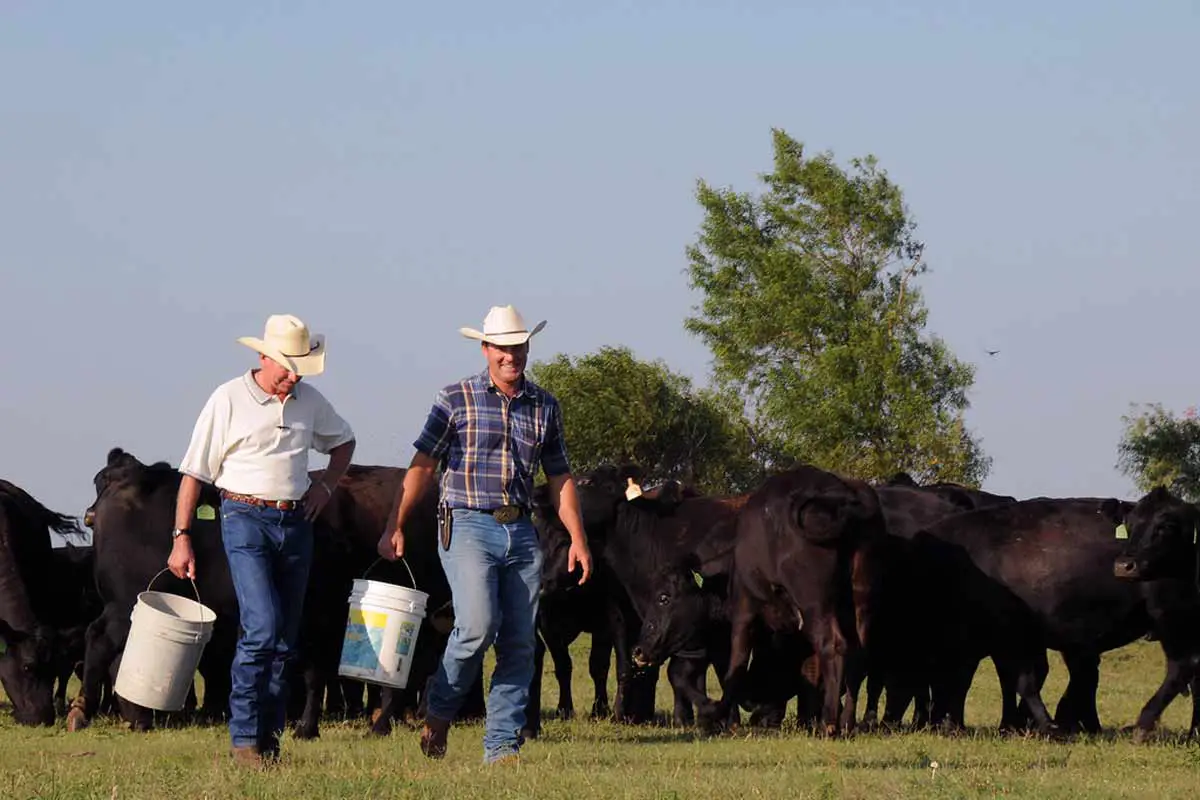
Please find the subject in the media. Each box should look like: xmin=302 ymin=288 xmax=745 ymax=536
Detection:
xmin=1113 ymin=487 xmax=1200 ymax=583
xmin=0 ymin=624 xmax=57 ymax=726
xmin=631 ymin=553 xmax=722 ymax=668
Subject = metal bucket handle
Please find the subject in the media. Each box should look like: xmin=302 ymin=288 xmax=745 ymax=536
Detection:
xmin=146 ymin=567 xmax=206 ymax=624
xmin=363 ymin=557 xmax=417 ymax=591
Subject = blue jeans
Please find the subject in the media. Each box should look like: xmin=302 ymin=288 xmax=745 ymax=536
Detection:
xmin=220 ymin=499 xmax=313 ymax=751
xmin=426 ymin=509 xmax=543 ymax=763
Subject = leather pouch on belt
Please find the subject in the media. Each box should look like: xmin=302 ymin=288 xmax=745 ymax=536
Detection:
xmin=439 ymin=505 xmax=452 ymax=551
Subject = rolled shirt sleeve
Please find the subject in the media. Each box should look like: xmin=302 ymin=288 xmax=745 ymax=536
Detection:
xmin=539 ymin=399 xmax=571 ymax=477
xmin=178 ymin=390 xmax=230 ymax=484
xmin=413 ymin=389 xmax=455 ymax=462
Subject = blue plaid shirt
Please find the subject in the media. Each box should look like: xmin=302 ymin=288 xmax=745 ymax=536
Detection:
xmin=414 ymin=369 xmax=571 ymax=511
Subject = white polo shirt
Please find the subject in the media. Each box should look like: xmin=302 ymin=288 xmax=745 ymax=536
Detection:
xmin=179 ymin=370 xmax=355 ymax=500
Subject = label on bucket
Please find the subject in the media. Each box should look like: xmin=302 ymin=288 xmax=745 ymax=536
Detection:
xmin=396 ymin=620 xmax=417 ymax=657
xmin=341 ymin=609 xmax=388 ymax=672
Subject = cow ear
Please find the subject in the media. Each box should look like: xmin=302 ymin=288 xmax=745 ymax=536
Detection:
xmin=1098 ymin=498 xmax=1125 ymax=524
xmin=106 ymin=447 xmax=125 ymax=466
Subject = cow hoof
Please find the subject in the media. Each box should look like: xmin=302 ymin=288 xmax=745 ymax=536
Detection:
xmin=591 ymin=703 xmax=611 ymax=720
xmin=520 ymin=727 xmax=538 ymax=741
xmin=292 ymin=723 xmax=319 ymax=741
xmin=822 ymin=723 xmax=841 ymax=739
xmin=557 ymin=707 xmax=575 ymax=721
xmin=65 ymin=708 xmax=90 ymax=732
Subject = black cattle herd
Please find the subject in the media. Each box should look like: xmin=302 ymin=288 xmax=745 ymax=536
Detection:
xmin=0 ymin=448 xmax=1197 ymax=745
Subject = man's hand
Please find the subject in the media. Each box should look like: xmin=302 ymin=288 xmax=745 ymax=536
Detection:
xmin=302 ymin=481 xmax=334 ymax=522
xmin=568 ymin=538 xmax=592 ymax=585
xmin=377 ymin=527 xmax=405 ymax=560
xmin=168 ymin=536 xmax=196 ymax=580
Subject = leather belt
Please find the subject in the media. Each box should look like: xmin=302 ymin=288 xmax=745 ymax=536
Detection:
xmin=220 ymin=490 xmax=302 ymax=511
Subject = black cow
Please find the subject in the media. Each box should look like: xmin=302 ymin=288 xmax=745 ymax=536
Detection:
xmin=522 ymin=486 xmax=613 ymax=739
xmin=0 ymin=479 xmax=83 ymax=726
xmin=909 ymin=497 xmax=1150 ymax=734
xmin=697 ymin=465 xmax=888 ymax=737
xmin=556 ymin=465 xmax=747 ymax=727
xmin=1113 ymin=487 xmax=1200 ymax=740
xmin=289 ymin=464 xmax=481 ymax=739
xmin=48 ymin=543 xmax=103 ymax=716
xmin=68 ymin=449 xmax=239 ymax=731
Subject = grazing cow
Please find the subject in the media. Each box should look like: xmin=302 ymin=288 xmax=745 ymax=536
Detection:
xmin=697 ymin=465 xmax=888 ymax=737
xmin=1112 ymin=487 xmax=1200 ymax=740
xmin=0 ymin=479 xmax=83 ymax=726
xmin=910 ymin=498 xmax=1150 ymax=734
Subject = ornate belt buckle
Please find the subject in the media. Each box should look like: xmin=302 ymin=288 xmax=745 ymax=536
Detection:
xmin=493 ymin=505 xmax=520 ymax=524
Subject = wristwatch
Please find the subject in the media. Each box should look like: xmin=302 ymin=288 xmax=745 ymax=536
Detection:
xmin=172 ymin=528 xmax=190 ymax=540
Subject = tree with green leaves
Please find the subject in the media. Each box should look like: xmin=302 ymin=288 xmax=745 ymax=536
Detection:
xmin=1117 ymin=403 xmax=1200 ymax=502
xmin=685 ymin=129 xmax=989 ymax=485
xmin=529 ymin=346 xmax=766 ymax=494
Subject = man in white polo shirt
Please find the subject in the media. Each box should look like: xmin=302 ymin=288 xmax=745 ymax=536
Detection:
xmin=167 ymin=314 xmax=355 ymax=766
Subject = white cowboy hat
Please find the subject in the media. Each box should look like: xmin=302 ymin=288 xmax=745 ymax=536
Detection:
xmin=237 ymin=314 xmax=326 ymax=376
xmin=459 ymin=305 xmax=546 ymax=346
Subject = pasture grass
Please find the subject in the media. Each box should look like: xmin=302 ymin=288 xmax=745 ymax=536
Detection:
xmin=1 ymin=638 xmax=1196 ymax=799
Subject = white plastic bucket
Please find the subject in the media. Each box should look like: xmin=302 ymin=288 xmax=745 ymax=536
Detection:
xmin=338 ymin=558 xmax=429 ymax=688
xmin=113 ymin=570 xmax=216 ymax=712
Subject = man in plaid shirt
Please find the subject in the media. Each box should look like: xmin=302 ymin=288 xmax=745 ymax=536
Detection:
xmin=378 ymin=304 xmax=592 ymax=765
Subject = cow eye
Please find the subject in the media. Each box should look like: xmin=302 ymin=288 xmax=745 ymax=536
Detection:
xmin=657 ymin=592 xmax=669 ymax=605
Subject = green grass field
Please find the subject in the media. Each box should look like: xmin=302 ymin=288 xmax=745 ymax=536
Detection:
xmin=1 ymin=638 xmax=1196 ymax=799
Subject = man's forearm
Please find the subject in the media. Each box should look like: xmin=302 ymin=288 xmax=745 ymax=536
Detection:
xmin=390 ymin=452 xmax=439 ymax=530
xmin=174 ymin=474 xmax=203 ymax=532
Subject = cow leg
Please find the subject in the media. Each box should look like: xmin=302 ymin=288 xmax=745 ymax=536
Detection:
xmin=1133 ymin=655 xmax=1197 ymax=742
xmin=370 ymin=688 xmax=396 ymax=736
xmin=809 ymin=612 xmax=848 ymax=738
xmin=588 ymin=630 xmax=613 ymax=719
xmin=342 ymin=679 xmax=365 ymax=718
xmin=67 ymin=609 xmax=123 ymax=732
xmin=1189 ymin=675 xmax=1200 ymax=739
xmin=698 ymin=588 xmax=755 ymax=732
xmin=293 ymin=660 xmax=324 ymax=740
xmin=521 ymin=633 xmax=547 ymax=740
xmin=930 ymin=656 xmax=976 ymax=731
xmin=1012 ymin=656 xmax=1057 ymax=734
xmin=547 ymin=630 xmax=576 ymax=720
xmin=1056 ymin=650 xmax=1101 ymax=734
xmin=666 ymin=656 xmax=706 ymax=727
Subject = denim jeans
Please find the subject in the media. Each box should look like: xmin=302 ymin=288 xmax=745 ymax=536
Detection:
xmin=425 ymin=509 xmax=543 ymax=763
xmin=219 ymin=499 xmax=313 ymax=751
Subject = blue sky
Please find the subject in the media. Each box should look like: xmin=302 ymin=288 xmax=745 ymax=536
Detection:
xmin=2 ymin=1 xmax=1197 ymax=528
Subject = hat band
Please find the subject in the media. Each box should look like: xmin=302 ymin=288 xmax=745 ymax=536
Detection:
xmin=279 ymin=343 xmax=319 ymax=357
xmin=485 ymin=329 xmax=529 ymax=336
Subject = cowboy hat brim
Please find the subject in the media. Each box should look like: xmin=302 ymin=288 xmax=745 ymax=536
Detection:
xmin=237 ymin=334 xmax=327 ymax=376
xmin=459 ymin=320 xmax=546 ymax=346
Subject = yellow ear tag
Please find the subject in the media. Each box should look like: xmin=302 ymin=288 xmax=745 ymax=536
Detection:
xmin=1114 ymin=524 xmax=1128 ymax=540
xmin=625 ymin=478 xmax=643 ymax=501
xmin=692 ymin=571 xmax=704 ymax=589
xmin=196 ymin=504 xmax=217 ymax=521
xmin=0 ymin=638 xmax=7 ymax=656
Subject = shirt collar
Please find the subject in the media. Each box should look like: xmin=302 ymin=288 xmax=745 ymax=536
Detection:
xmin=479 ymin=368 xmax=529 ymax=399
xmin=243 ymin=370 xmax=298 ymax=404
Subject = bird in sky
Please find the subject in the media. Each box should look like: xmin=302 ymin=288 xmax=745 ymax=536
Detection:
xmin=985 ymin=349 xmax=1000 ymax=357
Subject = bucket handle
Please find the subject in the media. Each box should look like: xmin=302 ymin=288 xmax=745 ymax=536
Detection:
xmin=363 ymin=557 xmax=418 ymax=591
xmin=146 ymin=568 xmax=206 ymax=623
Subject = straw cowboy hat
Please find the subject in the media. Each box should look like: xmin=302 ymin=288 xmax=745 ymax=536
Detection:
xmin=459 ymin=305 xmax=546 ymax=346
xmin=237 ymin=314 xmax=326 ymax=376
